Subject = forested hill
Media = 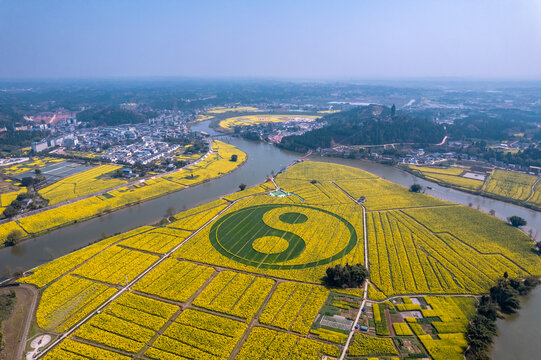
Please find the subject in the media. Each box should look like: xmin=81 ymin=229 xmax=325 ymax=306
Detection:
xmin=77 ymin=107 xmax=148 ymax=126
xmin=278 ymin=105 xmax=445 ymax=152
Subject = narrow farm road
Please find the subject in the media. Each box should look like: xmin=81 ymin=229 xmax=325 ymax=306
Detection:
xmin=32 ymin=197 xmax=235 ymax=359
xmin=0 ymin=284 xmax=39 ymax=360
xmin=329 ymin=180 xmax=371 ymax=360
xmin=339 ymin=204 xmax=369 ymax=360
xmin=525 ymin=177 xmax=540 ymax=203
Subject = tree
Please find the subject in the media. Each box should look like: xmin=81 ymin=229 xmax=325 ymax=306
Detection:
xmin=324 ymin=263 xmax=368 ymax=288
xmin=409 ymin=184 xmax=422 ymax=193
xmin=166 ymin=206 xmax=176 ymax=218
xmin=16 ymin=193 xmax=29 ymax=201
xmin=239 ymin=183 xmax=247 ymax=191
xmin=476 ymin=296 xmax=500 ymax=321
xmin=34 ymin=168 xmax=41 ymax=175
xmin=21 ymin=177 xmax=36 ymax=187
xmin=230 ymin=154 xmax=238 ymax=162
xmin=466 ymin=275 xmax=539 ymax=360
xmin=490 ymin=278 xmax=520 ymax=313
xmin=507 ymin=216 xmax=526 ymax=227
xmin=2 ymin=206 xmax=17 ymax=218
xmin=4 ymin=229 xmax=23 ymax=247
xmin=465 ymin=314 xmax=497 ymax=360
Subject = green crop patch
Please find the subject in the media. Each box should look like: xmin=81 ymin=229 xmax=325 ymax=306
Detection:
xmin=279 ymin=212 xmax=308 ymax=224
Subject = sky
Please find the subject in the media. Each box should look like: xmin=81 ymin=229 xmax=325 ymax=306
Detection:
xmin=1 ymin=0 xmax=541 ymax=80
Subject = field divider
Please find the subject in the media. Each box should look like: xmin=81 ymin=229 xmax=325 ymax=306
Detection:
xmin=135 ymin=306 xmax=184 ymax=358
xmin=228 ymin=280 xmax=279 ymax=360
xmin=400 ymin=210 xmax=531 ymax=274
xmin=70 ymin=336 xmax=135 ymax=358
xmin=33 ymin=198 xmax=238 ymax=359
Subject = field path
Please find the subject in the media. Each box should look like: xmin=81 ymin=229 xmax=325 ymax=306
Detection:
xmin=30 ymin=184 xmax=277 ymax=359
xmin=228 ymin=281 xmax=280 ymax=359
xmin=0 ymin=284 xmax=39 ymax=360
xmin=525 ymin=177 xmax=540 ymax=203
xmin=1 ymin=142 xmax=214 ymax=230
xmin=32 ymin=196 xmax=235 ymax=359
xmin=330 ymin=181 xmax=370 ymax=360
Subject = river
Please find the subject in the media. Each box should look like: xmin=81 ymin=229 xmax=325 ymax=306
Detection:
xmin=0 ymin=120 xmax=538 ymax=358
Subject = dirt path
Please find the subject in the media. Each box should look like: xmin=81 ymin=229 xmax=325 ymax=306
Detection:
xmin=33 ymin=190 xmax=266 ymax=359
xmin=436 ymin=135 xmax=448 ymax=146
xmin=0 ymin=284 xmax=38 ymax=360
xmin=331 ymin=180 xmax=370 ymax=360
xmin=228 ymin=281 xmax=279 ymax=360
xmin=525 ymin=177 xmax=540 ymax=203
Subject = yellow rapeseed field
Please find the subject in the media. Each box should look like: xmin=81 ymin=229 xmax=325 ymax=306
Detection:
xmin=207 ymin=106 xmax=259 ymax=114
xmin=219 ymin=114 xmax=319 ymax=130
xmin=484 ymin=169 xmax=538 ymax=201
xmin=1 ymin=140 xmax=245 ymax=236
xmin=39 ymin=164 xmax=126 ymax=205
xmin=1 ymin=157 xmax=64 ymax=175
xmin=18 ymin=160 xmax=541 ymax=360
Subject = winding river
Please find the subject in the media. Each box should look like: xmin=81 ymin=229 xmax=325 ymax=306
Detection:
xmin=0 ymin=120 xmax=538 ymax=358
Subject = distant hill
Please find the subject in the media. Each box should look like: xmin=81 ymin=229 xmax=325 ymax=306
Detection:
xmin=77 ymin=107 xmax=148 ymax=126
xmin=278 ymin=105 xmax=445 ymax=152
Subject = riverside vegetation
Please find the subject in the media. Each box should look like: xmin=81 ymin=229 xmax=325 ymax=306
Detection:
xmin=15 ymin=161 xmax=541 ymax=359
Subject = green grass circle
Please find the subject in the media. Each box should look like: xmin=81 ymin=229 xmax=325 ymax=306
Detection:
xmin=209 ymin=204 xmax=357 ymax=269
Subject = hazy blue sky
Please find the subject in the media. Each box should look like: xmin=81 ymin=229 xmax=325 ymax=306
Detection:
xmin=1 ymin=0 xmax=541 ymax=79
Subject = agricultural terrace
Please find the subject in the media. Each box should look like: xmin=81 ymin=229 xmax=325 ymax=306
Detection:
xmin=207 ymin=106 xmax=259 ymax=114
xmin=219 ymin=114 xmax=320 ymax=130
xmin=408 ymin=165 xmax=484 ymax=191
xmin=408 ymin=165 xmax=541 ymax=209
xmin=484 ymin=169 xmax=541 ymax=206
xmin=0 ymin=140 xmax=245 ymax=243
xmin=39 ymin=164 xmax=127 ymax=205
xmin=18 ymin=161 xmax=541 ymax=360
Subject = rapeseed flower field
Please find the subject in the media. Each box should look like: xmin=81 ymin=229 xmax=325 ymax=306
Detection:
xmin=18 ymin=161 xmax=541 ymax=359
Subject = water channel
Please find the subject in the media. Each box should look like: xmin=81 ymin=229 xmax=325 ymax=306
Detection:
xmin=0 ymin=120 xmax=537 ymax=357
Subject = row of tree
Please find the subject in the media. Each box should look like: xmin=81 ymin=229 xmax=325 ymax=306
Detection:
xmin=465 ymin=274 xmax=539 ymax=360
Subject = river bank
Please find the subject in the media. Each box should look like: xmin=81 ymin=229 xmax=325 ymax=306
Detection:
xmin=491 ymin=285 xmax=541 ymax=360
xmin=0 ymin=134 xmax=299 ymax=280
xmin=399 ymin=164 xmax=541 ymax=213
xmin=1 ymin=119 xmax=539 ymax=358
xmin=0 ymin=140 xmax=245 ymax=250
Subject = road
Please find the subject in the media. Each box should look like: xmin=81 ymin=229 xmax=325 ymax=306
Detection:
xmin=0 ymin=284 xmax=39 ymax=360
xmin=330 ymin=181 xmax=370 ymax=360
xmin=31 ymin=185 xmax=280 ymax=359
xmin=436 ymin=135 xmax=448 ymax=146
xmin=0 ymin=143 xmax=214 ymax=230
xmin=526 ymin=177 xmax=540 ymax=203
